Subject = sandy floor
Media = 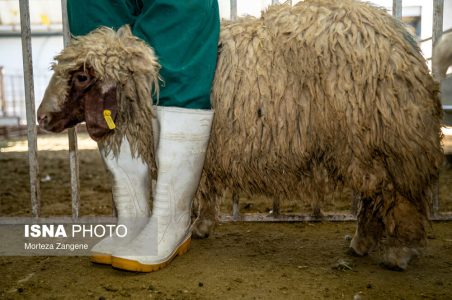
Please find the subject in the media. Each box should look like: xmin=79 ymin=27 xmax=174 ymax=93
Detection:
xmin=1 ymin=133 xmax=452 ymax=299
xmin=1 ymin=133 xmax=451 ymax=216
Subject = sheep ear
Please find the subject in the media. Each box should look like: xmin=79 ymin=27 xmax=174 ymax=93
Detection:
xmin=117 ymin=25 xmax=132 ymax=39
xmin=84 ymin=82 xmax=118 ymax=141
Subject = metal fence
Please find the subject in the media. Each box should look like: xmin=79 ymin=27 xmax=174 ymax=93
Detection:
xmin=0 ymin=72 xmax=51 ymax=123
xmin=1 ymin=0 xmax=451 ymax=223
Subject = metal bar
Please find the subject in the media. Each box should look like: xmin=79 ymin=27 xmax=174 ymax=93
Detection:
xmin=272 ymin=198 xmax=280 ymax=216
xmin=432 ymin=0 xmax=444 ymax=49
xmin=2 ymin=211 xmax=451 ymax=225
xmin=232 ymin=192 xmax=240 ymax=221
xmin=0 ymin=31 xmax=63 ymax=38
xmin=443 ymin=105 xmax=452 ymax=112
xmin=219 ymin=212 xmax=452 ymax=222
xmin=392 ymin=0 xmax=402 ymax=19
xmin=0 ymin=67 xmax=5 ymax=116
xmin=431 ymin=0 xmax=444 ymax=217
xmin=68 ymin=129 xmax=80 ymax=220
xmin=418 ymin=28 xmax=452 ymax=44
xmin=221 ymin=213 xmax=357 ymax=222
xmin=0 ymin=216 xmax=117 ymax=225
xmin=230 ymin=0 xmax=237 ymax=21
xmin=19 ymin=0 xmax=40 ymax=218
xmin=61 ymin=0 xmax=81 ymax=221
xmin=61 ymin=0 xmax=71 ymax=44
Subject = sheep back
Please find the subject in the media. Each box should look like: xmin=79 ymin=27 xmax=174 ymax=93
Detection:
xmin=206 ymin=0 xmax=443 ymax=205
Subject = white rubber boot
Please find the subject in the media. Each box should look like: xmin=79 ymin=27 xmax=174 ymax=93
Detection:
xmin=90 ymin=137 xmax=150 ymax=264
xmin=150 ymin=108 xmax=159 ymax=192
xmin=111 ymin=107 xmax=213 ymax=272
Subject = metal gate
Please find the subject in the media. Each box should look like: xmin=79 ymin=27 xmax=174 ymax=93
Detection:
xmin=2 ymin=0 xmax=451 ymax=224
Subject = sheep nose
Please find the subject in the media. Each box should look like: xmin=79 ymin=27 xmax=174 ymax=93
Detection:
xmin=37 ymin=113 xmax=48 ymax=127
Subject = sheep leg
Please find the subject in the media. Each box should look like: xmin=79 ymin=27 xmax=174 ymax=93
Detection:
xmin=192 ymin=187 xmax=220 ymax=239
xmin=348 ymin=194 xmax=385 ymax=256
xmin=380 ymin=193 xmax=427 ymax=271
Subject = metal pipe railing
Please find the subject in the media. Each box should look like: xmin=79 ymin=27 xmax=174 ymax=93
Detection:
xmin=392 ymin=0 xmax=402 ymax=19
xmin=432 ymin=0 xmax=444 ymax=81
xmin=18 ymin=0 xmax=40 ymax=218
xmin=230 ymin=0 xmax=237 ymax=21
xmin=8 ymin=0 xmax=451 ymax=224
xmin=431 ymin=0 xmax=444 ymax=218
xmin=60 ymin=0 xmax=81 ymax=221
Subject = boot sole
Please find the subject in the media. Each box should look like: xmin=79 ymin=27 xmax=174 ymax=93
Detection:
xmin=111 ymin=236 xmax=191 ymax=272
xmin=90 ymin=252 xmax=112 ymax=265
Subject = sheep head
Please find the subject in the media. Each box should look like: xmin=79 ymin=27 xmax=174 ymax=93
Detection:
xmin=37 ymin=25 xmax=160 ymax=142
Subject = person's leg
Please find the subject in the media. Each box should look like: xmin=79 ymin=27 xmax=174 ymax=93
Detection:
xmin=67 ymin=0 xmax=139 ymax=36
xmin=111 ymin=1 xmax=220 ymax=272
xmin=91 ymin=138 xmax=150 ymax=265
xmin=132 ymin=0 xmax=220 ymax=108
xmin=66 ymin=0 xmax=146 ymax=264
xmin=112 ymin=108 xmax=214 ymax=272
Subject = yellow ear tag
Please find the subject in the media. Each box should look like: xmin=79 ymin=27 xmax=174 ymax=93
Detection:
xmin=103 ymin=109 xmax=116 ymax=130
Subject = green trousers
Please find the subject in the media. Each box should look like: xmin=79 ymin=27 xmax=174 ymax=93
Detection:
xmin=67 ymin=0 xmax=220 ymax=109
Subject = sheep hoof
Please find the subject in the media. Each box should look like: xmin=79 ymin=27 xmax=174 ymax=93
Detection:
xmin=380 ymin=261 xmax=405 ymax=271
xmin=346 ymin=247 xmax=367 ymax=257
xmin=348 ymin=235 xmax=372 ymax=257
xmin=192 ymin=218 xmax=215 ymax=239
xmin=380 ymin=246 xmax=419 ymax=271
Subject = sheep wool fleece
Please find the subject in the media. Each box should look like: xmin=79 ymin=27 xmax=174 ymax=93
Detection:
xmin=67 ymin=0 xmax=220 ymax=109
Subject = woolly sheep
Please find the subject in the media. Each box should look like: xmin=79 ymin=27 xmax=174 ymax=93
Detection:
xmin=37 ymin=0 xmax=443 ymax=271
xmin=433 ymin=31 xmax=452 ymax=80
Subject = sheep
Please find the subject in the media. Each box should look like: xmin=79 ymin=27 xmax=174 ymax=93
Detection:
xmin=37 ymin=0 xmax=443 ymax=271
xmin=433 ymin=31 xmax=452 ymax=80
xmin=433 ymin=31 xmax=452 ymax=166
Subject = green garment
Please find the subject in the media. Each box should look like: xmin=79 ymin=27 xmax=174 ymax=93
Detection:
xmin=67 ymin=0 xmax=220 ymax=109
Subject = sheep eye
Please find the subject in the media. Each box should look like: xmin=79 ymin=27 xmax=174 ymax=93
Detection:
xmin=72 ymin=70 xmax=93 ymax=88
xmin=77 ymin=74 xmax=88 ymax=82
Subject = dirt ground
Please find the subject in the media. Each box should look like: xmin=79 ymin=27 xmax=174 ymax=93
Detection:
xmin=1 ymin=133 xmax=452 ymax=299
xmin=0 ymin=222 xmax=451 ymax=299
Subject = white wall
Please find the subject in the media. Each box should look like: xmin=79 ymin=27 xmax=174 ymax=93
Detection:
xmin=0 ymin=36 xmax=63 ymax=120
xmin=0 ymin=0 xmax=62 ymax=25
xmin=0 ymin=36 xmax=63 ymax=75
xmin=444 ymin=0 xmax=452 ymax=31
